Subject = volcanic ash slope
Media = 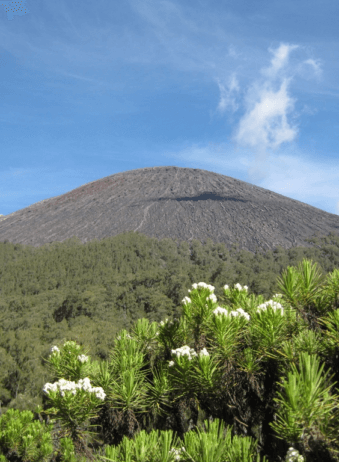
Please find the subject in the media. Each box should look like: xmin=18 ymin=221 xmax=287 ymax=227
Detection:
xmin=0 ymin=166 xmax=338 ymax=254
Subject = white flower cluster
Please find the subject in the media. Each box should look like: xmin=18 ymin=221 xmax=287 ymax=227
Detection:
xmin=181 ymin=296 xmax=192 ymax=305
xmin=182 ymin=282 xmax=248 ymax=306
xmin=198 ymin=347 xmax=209 ymax=357
xmin=43 ymin=377 xmax=106 ymax=400
xmin=168 ymin=345 xmax=210 ymax=367
xmin=189 ymin=282 xmax=216 ymax=293
xmin=256 ymin=300 xmax=285 ymax=316
xmin=50 ymin=346 xmax=60 ymax=354
xmin=223 ymin=283 xmax=249 ymax=292
xmin=206 ymin=293 xmax=218 ymax=304
xmin=171 ymin=345 xmax=198 ymax=361
xmin=285 ymin=447 xmax=304 ymax=462
xmin=213 ymin=306 xmax=251 ymax=321
xmin=168 ymin=447 xmax=186 ymax=461
xmin=182 ymin=282 xmax=285 ymax=322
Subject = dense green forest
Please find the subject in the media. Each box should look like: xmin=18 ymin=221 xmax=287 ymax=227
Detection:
xmin=1 ymin=229 xmax=339 ymax=418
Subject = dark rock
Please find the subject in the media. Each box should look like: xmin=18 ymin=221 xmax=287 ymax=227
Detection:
xmin=0 ymin=165 xmax=338 ymax=254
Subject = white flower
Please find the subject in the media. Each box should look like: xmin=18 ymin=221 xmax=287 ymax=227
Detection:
xmin=168 ymin=361 xmax=175 ymax=367
xmin=231 ymin=308 xmax=251 ymax=321
xmin=169 ymin=447 xmax=186 ymax=461
xmin=77 ymin=354 xmax=89 ymax=363
xmin=189 ymin=282 xmax=215 ymax=293
xmin=90 ymin=385 xmax=107 ymax=400
xmin=181 ymin=296 xmax=191 ymax=305
xmin=43 ymin=382 xmax=58 ymax=394
xmin=234 ymin=283 xmax=248 ymax=292
xmin=43 ymin=377 xmax=106 ymax=401
xmin=223 ymin=283 xmax=248 ymax=292
xmin=199 ymin=348 xmax=209 ymax=357
xmin=256 ymin=300 xmax=284 ymax=315
xmin=50 ymin=346 xmax=60 ymax=354
xmin=171 ymin=346 xmax=198 ymax=361
xmin=285 ymin=447 xmax=304 ymax=462
xmin=213 ymin=306 xmax=251 ymax=321
xmin=205 ymin=293 xmax=218 ymax=304
xmin=213 ymin=307 xmax=229 ymax=317
xmin=78 ymin=377 xmax=92 ymax=391
xmin=94 ymin=389 xmax=106 ymax=400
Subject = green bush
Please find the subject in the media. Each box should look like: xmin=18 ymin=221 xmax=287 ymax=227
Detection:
xmin=0 ymin=408 xmax=54 ymax=461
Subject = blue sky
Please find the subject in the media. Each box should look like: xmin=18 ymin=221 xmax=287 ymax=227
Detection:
xmin=1 ymin=0 xmax=339 ymax=218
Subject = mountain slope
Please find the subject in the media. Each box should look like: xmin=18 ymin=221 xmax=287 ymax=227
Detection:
xmin=0 ymin=165 xmax=338 ymax=254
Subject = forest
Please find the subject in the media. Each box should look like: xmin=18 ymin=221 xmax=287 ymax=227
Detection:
xmin=1 ymin=229 xmax=339 ymax=418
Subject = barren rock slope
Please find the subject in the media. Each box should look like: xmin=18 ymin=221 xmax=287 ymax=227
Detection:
xmin=0 ymin=166 xmax=338 ymax=254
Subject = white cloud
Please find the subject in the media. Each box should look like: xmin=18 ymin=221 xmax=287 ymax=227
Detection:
xmin=213 ymin=72 xmax=240 ymax=114
xmin=261 ymin=43 xmax=299 ymax=80
xmin=232 ymin=77 xmax=298 ymax=151
xmin=294 ymin=57 xmax=324 ymax=82
xmin=211 ymin=43 xmax=322 ymax=184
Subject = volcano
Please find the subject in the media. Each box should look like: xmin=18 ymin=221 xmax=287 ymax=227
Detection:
xmin=0 ymin=166 xmax=338 ymax=254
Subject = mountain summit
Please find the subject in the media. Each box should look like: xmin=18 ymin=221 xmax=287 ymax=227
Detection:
xmin=0 ymin=166 xmax=338 ymax=254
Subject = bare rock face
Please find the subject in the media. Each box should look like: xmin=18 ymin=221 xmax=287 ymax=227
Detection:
xmin=0 ymin=165 xmax=338 ymax=254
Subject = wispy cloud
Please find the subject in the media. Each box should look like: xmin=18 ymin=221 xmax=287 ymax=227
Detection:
xmin=220 ymin=43 xmax=322 ymax=183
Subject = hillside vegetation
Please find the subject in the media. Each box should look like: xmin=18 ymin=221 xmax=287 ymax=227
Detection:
xmin=1 ymin=230 xmax=339 ymax=418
